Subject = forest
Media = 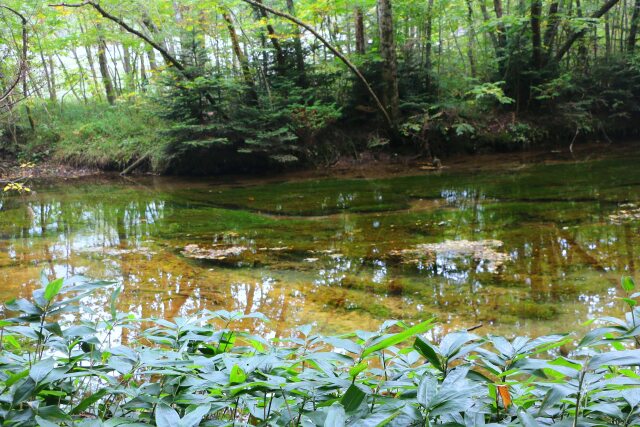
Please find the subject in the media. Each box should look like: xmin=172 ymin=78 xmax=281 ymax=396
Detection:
xmin=1 ymin=0 xmax=640 ymax=173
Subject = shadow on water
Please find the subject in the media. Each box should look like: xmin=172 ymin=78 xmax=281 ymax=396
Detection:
xmin=0 ymin=154 xmax=639 ymax=338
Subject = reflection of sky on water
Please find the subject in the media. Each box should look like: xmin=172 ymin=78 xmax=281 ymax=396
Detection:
xmin=0 ymin=162 xmax=638 ymax=338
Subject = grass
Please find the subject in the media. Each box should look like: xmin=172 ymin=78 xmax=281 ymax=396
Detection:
xmin=17 ymin=99 xmax=170 ymax=171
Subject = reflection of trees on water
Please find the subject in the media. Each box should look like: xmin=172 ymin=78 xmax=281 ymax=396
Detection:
xmin=0 ymin=180 xmax=638 ymax=337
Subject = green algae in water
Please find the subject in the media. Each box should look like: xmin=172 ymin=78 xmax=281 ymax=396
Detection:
xmin=0 ymin=155 xmax=639 ymax=337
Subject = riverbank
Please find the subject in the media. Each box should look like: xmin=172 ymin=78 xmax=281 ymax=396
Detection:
xmin=2 ymin=139 xmax=634 ymax=183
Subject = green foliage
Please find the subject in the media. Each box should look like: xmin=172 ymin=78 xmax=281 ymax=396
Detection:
xmin=2 ymin=276 xmax=640 ymax=426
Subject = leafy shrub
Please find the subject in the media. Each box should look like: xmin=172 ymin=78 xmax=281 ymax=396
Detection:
xmin=1 ymin=276 xmax=640 ymax=426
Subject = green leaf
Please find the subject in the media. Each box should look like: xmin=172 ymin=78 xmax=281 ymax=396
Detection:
xmin=349 ymin=362 xmax=368 ymax=379
xmin=362 ymin=319 xmax=434 ymax=358
xmin=229 ymin=364 xmax=247 ymax=384
xmin=589 ymin=350 xmax=640 ymax=369
xmin=417 ymin=372 xmax=438 ymax=408
xmin=155 ymin=404 xmax=180 ymax=427
xmin=180 ymin=404 xmax=211 ymax=427
xmin=622 ymin=277 xmax=636 ymax=293
xmin=340 ymin=384 xmax=366 ymax=413
xmin=44 ymin=278 xmax=64 ymax=302
xmin=518 ymin=409 xmax=540 ymax=427
xmin=324 ymin=403 xmax=346 ymax=427
xmin=72 ymin=389 xmax=107 ymax=414
xmin=414 ymin=336 xmax=443 ymax=372
xmin=35 ymin=416 xmax=60 ymax=427
xmin=30 ymin=359 xmax=55 ymax=383
xmin=13 ymin=377 xmax=36 ymax=405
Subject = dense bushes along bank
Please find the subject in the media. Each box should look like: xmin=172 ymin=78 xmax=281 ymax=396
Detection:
xmin=1 ymin=275 xmax=640 ymax=426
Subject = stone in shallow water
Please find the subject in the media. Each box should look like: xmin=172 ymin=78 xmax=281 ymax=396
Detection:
xmin=387 ymin=239 xmax=511 ymax=272
xmin=609 ymin=204 xmax=640 ymax=224
xmin=181 ymin=244 xmax=248 ymax=260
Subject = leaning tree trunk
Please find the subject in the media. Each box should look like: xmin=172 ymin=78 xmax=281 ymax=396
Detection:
xmin=97 ymin=32 xmax=116 ymax=105
xmin=377 ymin=0 xmax=400 ymax=124
xmin=223 ymin=11 xmax=259 ymax=103
xmin=255 ymin=0 xmax=286 ymax=71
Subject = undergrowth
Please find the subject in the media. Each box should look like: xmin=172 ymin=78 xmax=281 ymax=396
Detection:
xmin=1 ymin=276 xmax=640 ymax=426
xmin=15 ymin=101 xmax=169 ymax=171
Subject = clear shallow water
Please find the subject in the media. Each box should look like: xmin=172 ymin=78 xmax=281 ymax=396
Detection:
xmin=0 ymin=155 xmax=638 ymax=338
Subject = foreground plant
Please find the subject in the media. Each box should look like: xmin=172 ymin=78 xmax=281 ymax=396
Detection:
xmin=1 ymin=276 xmax=640 ymax=426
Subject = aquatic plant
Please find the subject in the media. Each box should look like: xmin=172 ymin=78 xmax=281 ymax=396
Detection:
xmin=1 ymin=275 xmax=640 ymax=426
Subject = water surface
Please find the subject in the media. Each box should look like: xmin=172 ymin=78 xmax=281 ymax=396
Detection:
xmin=1 ymin=155 xmax=638 ymax=338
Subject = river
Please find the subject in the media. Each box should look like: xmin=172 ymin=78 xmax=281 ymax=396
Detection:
xmin=0 ymin=153 xmax=637 ymax=338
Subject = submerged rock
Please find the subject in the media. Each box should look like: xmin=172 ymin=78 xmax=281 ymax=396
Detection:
xmin=181 ymin=244 xmax=248 ymax=260
xmin=388 ymin=239 xmax=510 ymax=272
xmin=609 ymin=204 xmax=640 ymax=224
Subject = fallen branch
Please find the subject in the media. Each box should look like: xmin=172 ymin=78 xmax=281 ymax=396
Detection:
xmin=120 ymin=152 xmax=150 ymax=176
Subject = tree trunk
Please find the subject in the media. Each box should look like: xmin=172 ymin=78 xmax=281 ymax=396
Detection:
xmin=96 ymin=27 xmax=116 ymax=105
xmin=543 ymin=1 xmax=560 ymax=55
xmin=377 ymin=0 xmax=400 ymax=123
xmin=554 ymin=0 xmax=622 ymax=63
xmin=355 ymin=7 xmax=366 ymax=54
xmin=465 ymin=0 xmax=477 ymax=77
xmin=531 ymin=0 xmax=543 ymax=69
xmin=493 ymin=0 xmax=508 ymax=76
xmin=628 ymin=0 xmax=640 ymax=51
xmin=47 ymin=56 xmax=57 ymax=103
xmin=223 ymin=11 xmax=258 ymax=103
xmin=255 ymin=0 xmax=286 ymax=71
xmin=425 ymin=0 xmax=434 ymax=89
xmin=286 ymin=0 xmax=307 ymax=86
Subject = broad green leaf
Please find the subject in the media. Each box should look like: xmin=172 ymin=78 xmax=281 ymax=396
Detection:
xmin=362 ymin=319 xmax=434 ymax=358
xmin=340 ymin=384 xmax=366 ymax=412
xmin=622 ymin=277 xmax=636 ymax=293
xmin=155 ymin=404 xmax=180 ymax=427
xmin=324 ymin=403 xmax=346 ymax=427
xmin=229 ymin=364 xmax=247 ymax=384
xmin=44 ymin=278 xmax=64 ymax=302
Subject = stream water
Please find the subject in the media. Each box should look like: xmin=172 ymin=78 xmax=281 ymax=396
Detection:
xmin=0 ymin=154 xmax=638 ymax=338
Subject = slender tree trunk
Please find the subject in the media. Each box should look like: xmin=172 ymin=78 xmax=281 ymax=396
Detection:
xmin=543 ymin=1 xmax=560 ymax=56
xmin=255 ymin=0 xmax=285 ymax=71
xmin=493 ymin=0 xmax=508 ymax=76
xmin=286 ymin=0 xmax=307 ymax=86
xmin=531 ymin=0 xmax=543 ymax=69
xmin=377 ymin=0 xmax=400 ymax=123
xmin=122 ymin=43 xmax=133 ymax=89
xmin=223 ymin=11 xmax=258 ymax=103
xmin=425 ymin=0 xmax=434 ymax=89
xmin=48 ymin=56 xmax=57 ymax=103
xmin=355 ymin=6 xmax=366 ymax=54
xmin=605 ymin=12 xmax=612 ymax=56
xmin=628 ymin=0 xmax=640 ymax=51
xmin=465 ymin=0 xmax=477 ymax=77
xmin=71 ymin=48 xmax=89 ymax=103
xmin=96 ymin=27 xmax=116 ymax=105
